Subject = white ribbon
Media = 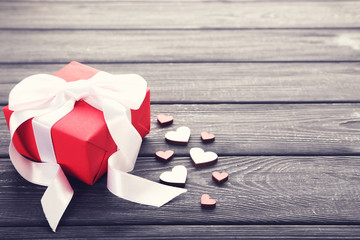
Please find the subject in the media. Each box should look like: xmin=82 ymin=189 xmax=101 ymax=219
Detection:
xmin=8 ymin=71 xmax=186 ymax=232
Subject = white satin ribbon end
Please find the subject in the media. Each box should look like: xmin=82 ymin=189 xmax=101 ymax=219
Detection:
xmin=41 ymin=168 xmax=74 ymax=232
xmin=107 ymin=170 xmax=187 ymax=207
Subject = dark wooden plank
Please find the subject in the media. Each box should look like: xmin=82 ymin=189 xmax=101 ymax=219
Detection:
xmin=3 ymin=103 xmax=360 ymax=156
xmin=0 ymin=1 xmax=359 ymax=29
xmin=1 ymin=155 xmax=360 ymax=226
xmin=2 ymin=225 xmax=360 ymax=239
xmin=1 ymin=63 xmax=360 ymax=105
xmin=143 ymin=103 xmax=360 ymax=155
xmin=0 ymin=30 xmax=360 ymax=63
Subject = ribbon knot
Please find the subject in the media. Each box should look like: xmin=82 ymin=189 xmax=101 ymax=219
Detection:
xmin=63 ymin=79 xmax=92 ymax=101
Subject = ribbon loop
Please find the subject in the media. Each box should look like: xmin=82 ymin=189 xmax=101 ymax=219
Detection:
xmin=9 ymin=74 xmax=66 ymax=111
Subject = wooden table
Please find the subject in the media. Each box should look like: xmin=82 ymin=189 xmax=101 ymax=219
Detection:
xmin=1 ymin=1 xmax=360 ymax=239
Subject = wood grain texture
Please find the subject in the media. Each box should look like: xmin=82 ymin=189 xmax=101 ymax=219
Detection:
xmin=1 ymin=0 xmax=359 ymax=237
xmin=3 ymin=103 xmax=360 ymax=156
xmin=1 ymin=63 xmax=360 ymax=105
xmin=1 ymin=30 xmax=360 ymax=63
xmin=2 ymin=225 xmax=360 ymax=239
xmin=1 ymin=155 xmax=360 ymax=226
xmin=1 ymin=1 xmax=359 ymax=29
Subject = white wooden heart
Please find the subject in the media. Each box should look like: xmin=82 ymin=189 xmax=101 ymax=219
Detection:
xmin=160 ymin=165 xmax=187 ymax=187
xmin=190 ymin=147 xmax=218 ymax=167
xmin=165 ymin=126 xmax=191 ymax=145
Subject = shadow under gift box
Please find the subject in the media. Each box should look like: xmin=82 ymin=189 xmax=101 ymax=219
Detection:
xmin=3 ymin=61 xmax=151 ymax=185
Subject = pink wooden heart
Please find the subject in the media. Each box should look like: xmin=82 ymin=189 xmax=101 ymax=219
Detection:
xmin=156 ymin=150 xmax=174 ymax=161
xmin=201 ymin=131 xmax=215 ymax=143
xmin=157 ymin=114 xmax=174 ymax=126
xmin=201 ymin=194 xmax=216 ymax=208
xmin=212 ymin=171 xmax=229 ymax=183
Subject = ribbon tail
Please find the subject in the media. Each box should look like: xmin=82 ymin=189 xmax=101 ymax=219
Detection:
xmin=107 ymin=154 xmax=187 ymax=207
xmin=103 ymin=99 xmax=186 ymax=206
xmin=9 ymin=142 xmax=74 ymax=232
xmin=41 ymin=167 xmax=74 ymax=232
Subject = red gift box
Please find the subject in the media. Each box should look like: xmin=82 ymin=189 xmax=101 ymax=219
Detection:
xmin=3 ymin=61 xmax=150 ymax=185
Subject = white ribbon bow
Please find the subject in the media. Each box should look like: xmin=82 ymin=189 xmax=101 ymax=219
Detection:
xmin=8 ymin=71 xmax=186 ymax=232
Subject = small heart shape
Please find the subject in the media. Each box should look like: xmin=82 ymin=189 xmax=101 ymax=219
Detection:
xmin=201 ymin=131 xmax=215 ymax=143
xmin=190 ymin=147 xmax=218 ymax=167
xmin=156 ymin=150 xmax=174 ymax=162
xmin=165 ymin=126 xmax=191 ymax=145
xmin=160 ymin=165 xmax=187 ymax=187
xmin=212 ymin=171 xmax=229 ymax=184
xmin=201 ymin=194 xmax=216 ymax=208
xmin=157 ymin=114 xmax=174 ymax=126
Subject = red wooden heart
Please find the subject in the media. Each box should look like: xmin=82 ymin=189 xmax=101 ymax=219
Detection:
xmin=201 ymin=194 xmax=216 ymax=208
xmin=201 ymin=131 xmax=215 ymax=143
xmin=212 ymin=171 xmax=229 ymax=184
xmin=157 ymin=114 xmax=174 ymax=126
xmin=156 ymin=150 xmax=174 ymax=161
